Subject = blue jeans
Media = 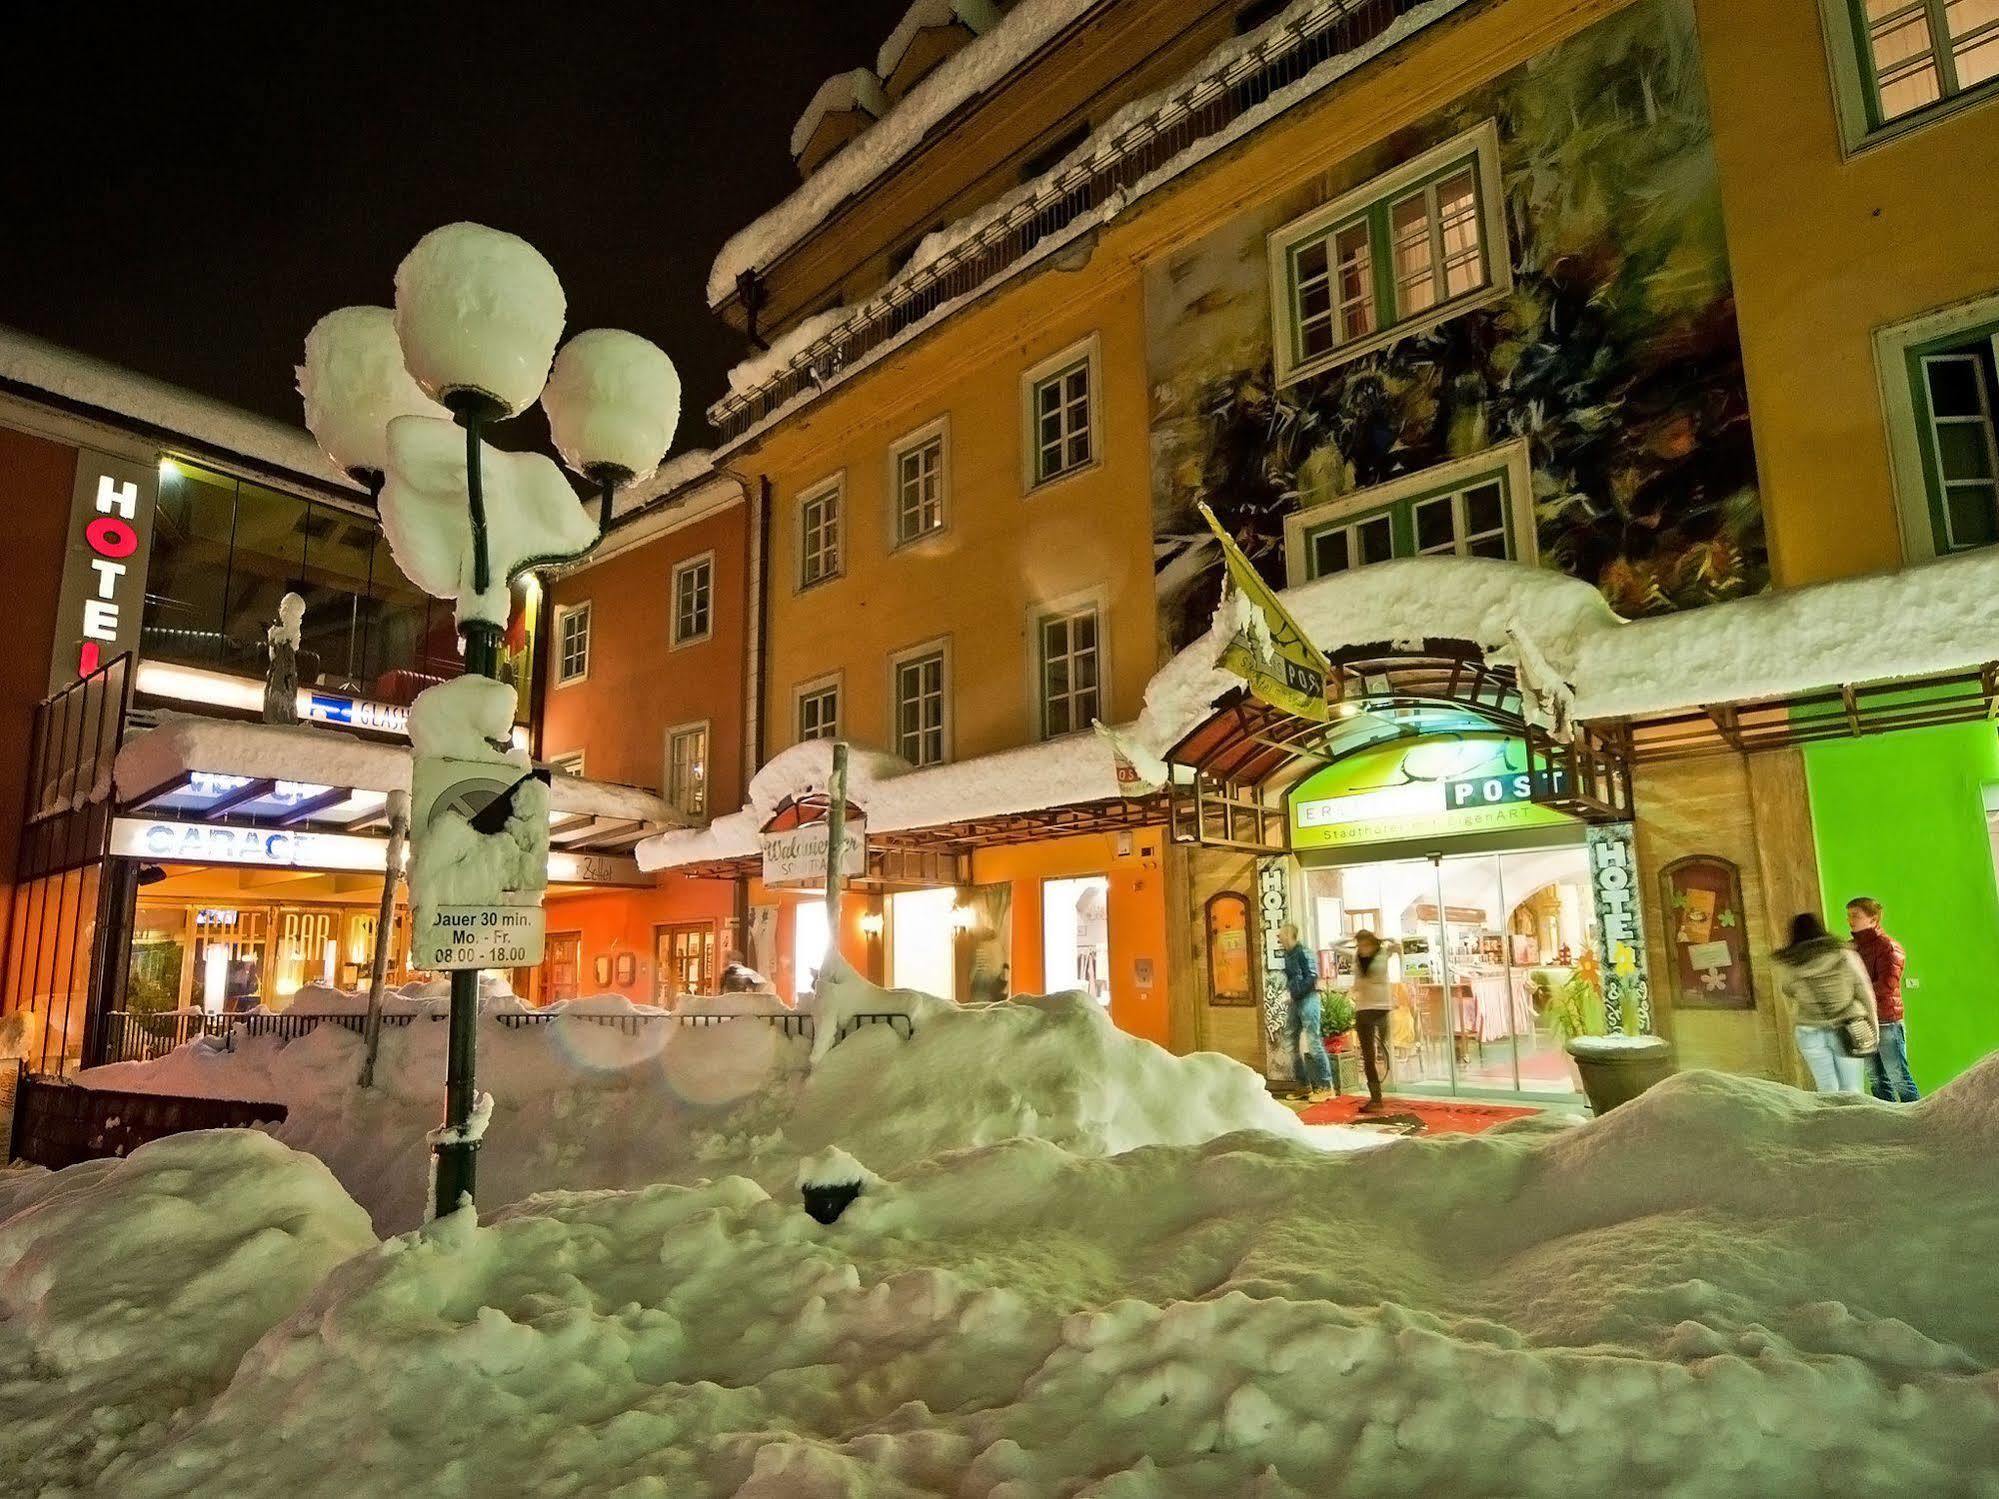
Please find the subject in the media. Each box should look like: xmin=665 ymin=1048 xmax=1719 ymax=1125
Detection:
xmin=1289 ymin=993 xmax=1333 ymax=1090
xmin=1795 ymin=1025 xmax=1865 ymax=1094
xmin=1866 ymin=1020 xmax=1920 ymax=1102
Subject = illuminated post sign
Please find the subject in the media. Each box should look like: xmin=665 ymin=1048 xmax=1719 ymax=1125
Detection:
xmin=50 ymin=451 xmax=158 ymax=693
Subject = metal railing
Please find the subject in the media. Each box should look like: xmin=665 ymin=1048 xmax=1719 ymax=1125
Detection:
xmin=712 ymin=0 xmax=1432 ymax=440
xmin=98 ymin=1006 xmax=912 ymax=1065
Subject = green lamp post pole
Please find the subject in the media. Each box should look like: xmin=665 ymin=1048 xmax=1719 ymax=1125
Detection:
xmin=432 ymin=391 xmax=505 ymax=1219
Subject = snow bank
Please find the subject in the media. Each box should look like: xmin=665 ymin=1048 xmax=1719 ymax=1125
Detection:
xmin=799 ymin=959 xmax=1313 ymax=1157
xmin=81 ymin=967 xmax=1332 ymax=1234
xmin=0 ymin=1131 xmax=373 ymax=1495
xmin=40 ymin=1060 xmax=1999 ymax=1497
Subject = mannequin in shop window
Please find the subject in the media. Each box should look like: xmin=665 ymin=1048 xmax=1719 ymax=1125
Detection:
xmin=1342 ymin=929 xmax=1401 ymax=1112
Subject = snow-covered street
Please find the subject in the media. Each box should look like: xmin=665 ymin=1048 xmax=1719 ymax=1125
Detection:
xmin=6 ymin=975 xmax=1996 ymax=1496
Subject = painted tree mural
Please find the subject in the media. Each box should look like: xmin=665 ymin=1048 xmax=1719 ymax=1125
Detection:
xmin=1148 ymin=0 xmax=1764 ymax=652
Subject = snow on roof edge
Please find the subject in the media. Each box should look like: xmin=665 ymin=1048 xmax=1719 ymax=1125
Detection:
xmin=0 ymin=324 xmax=357 ymax=493
xmin=115 ymin=714 xmax=683 ymax=827
xmin=707 ymin=0 xmax=1101 ymax=307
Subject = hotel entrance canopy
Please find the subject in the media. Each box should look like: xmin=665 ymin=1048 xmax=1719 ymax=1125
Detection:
xmin=113 ymin=714 xmax=683 ymax=883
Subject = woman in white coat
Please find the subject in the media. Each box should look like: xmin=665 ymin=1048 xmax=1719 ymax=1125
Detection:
xmin=1773 ymin=911 xmax=1878 ymax=1094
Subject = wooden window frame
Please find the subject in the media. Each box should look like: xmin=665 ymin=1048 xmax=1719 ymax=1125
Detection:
xmin=1269 ymin=121 xmax=1510 ymax=386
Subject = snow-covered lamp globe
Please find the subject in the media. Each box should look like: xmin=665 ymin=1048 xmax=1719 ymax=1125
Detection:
xmin=297 ymin=306 xmax=441 ymax=484
xmin=393 ymin=222 xmax=566 ymax=422
xmin=541 ymin=329 xmax=681 ymax=524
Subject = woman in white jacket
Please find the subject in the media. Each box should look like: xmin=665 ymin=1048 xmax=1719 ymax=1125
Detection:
xmin=1341 ymin=930 xmax=1399 ymax=1112
xmin=1773 ymin=911 xmax=1879 ymax=1094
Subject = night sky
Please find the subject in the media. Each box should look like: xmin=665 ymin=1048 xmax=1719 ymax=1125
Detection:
xmin=0 ymin=3 xmax=911 ymax=449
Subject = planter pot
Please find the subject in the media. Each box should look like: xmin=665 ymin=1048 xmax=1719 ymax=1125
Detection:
xmin=1566 ymin=1035 xmax=1674 ymax=1115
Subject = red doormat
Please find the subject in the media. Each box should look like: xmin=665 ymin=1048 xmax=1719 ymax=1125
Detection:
xmin=1295 ymin=1094 xmax=1538 ymax=1136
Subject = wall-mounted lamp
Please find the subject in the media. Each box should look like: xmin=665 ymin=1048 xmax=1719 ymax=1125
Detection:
xmin=949 ymin=902 xmax=977 ymax=933
xmin=858 ymin=911 xmax=885 ymax=938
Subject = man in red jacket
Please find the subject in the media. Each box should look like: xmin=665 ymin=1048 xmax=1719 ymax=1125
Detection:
xmin=1847 ymin=897 xmax=1919 ymax=1102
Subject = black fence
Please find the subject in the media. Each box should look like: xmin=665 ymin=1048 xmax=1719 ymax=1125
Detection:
xmin=6 ymin=1063 xmax=287 ymax=1171
xmin=99 ymin=1005 xmax=909 ymax=1065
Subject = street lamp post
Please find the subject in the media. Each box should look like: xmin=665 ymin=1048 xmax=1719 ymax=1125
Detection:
xmin=299 ymin=224 xmax=681 ymax=1221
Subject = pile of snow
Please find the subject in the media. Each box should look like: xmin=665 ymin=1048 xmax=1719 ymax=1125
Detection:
xmin=81 ymin=962 xmax=1333 ymax=1234
xmin=799 ymin=960 xmax=1312 ymax=1159
xmin=24 ymin=1061 xmax=1999 ymax=1495
xmin=0 ymin=1132 xmax=373 ymax=1496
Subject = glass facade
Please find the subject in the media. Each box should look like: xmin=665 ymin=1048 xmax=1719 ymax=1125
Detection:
xmin=144 ymin=459 xmax=464 ymax=701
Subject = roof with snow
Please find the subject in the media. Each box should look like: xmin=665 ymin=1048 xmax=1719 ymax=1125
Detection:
xmin=710 ymin=0 xmax=1099 ymax=308
xmin=707 ymin=0 xmax=1475 ymax=442
xmin=648 ymin=550 xmax=1999 ymax=873
xmin=877 ymin=0 xmax=1002 ymax=84
xmin=789 ymin=68 xmax=891 ymax=162
xmin=635 ymin=733 xmax=1153 ymax=875
xmin=0 ymin=324 xmax=358 ymax=494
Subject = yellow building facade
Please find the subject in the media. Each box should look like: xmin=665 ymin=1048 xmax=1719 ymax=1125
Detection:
xmin=647 ymin=0 xmax=1999 ymax=1096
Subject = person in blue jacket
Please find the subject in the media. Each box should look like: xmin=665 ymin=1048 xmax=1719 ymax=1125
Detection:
xmin=1280 ymin=922 xmax=1333 ymax=1100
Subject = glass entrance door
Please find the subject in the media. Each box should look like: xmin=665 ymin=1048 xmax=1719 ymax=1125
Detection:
xmin=1305 ymin=843 xmax=1596 ymax=1100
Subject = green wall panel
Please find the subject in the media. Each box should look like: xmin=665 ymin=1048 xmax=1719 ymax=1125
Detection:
xmin=1804 ymin=722 xmax=1999 ymax=1092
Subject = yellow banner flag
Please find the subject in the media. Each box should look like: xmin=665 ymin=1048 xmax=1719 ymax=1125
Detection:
xmin=1198 ymin=502 xmax=1331 ymax=721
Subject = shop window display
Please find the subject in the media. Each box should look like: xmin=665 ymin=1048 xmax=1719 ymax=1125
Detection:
xmin=1306 ymin=846 xmax=1597 ymax=1098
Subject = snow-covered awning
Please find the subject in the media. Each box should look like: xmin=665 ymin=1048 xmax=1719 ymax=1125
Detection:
xmin=116 ymin=714 xmax=687 ymax=858
xmin=635 ymin=735 xmax=1157 ymax=877
xmin=1133 ymin=552 xmax=1999 ymax=779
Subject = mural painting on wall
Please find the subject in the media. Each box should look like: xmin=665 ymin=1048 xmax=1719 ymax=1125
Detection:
xmin=1146 ymin=0 xmax=1763 ymax=652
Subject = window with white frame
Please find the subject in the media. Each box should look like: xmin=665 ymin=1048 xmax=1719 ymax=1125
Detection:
xmin=798 ymin=479 xmax=842 ymax=589
xmin=671 ymin=554 xmax=713 ymax=646
xmin=665 ymin=722 xmax=709 ymax=818
xmin=1841 ymin=0 xmax=1999 ymax=130
xmin=796 ymin=677 xmax=841 ymax=742
xmin=892 ymin=422 xmax=947 ymax=545
xmin=1023 ymin=339 xmax=1098 ymax=488
xmin=1282 ymin=444 xmax=1535 ymax=585
xmin=547 ymin=749 xmax=585 ymax=776
xmin=891 ymin=644 xmax=948 ymax=767
xmin=1037 ymin=603 xmax=1102 ymax=739
xmin=554 ymin=602 xmax=591 ymax=685
xmin=1270 ymin=122 xmax=1508 ymax=384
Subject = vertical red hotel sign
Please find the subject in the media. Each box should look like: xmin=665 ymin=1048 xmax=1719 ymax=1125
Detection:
xmin=48 ymin=449 xmax=158 ymax=693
